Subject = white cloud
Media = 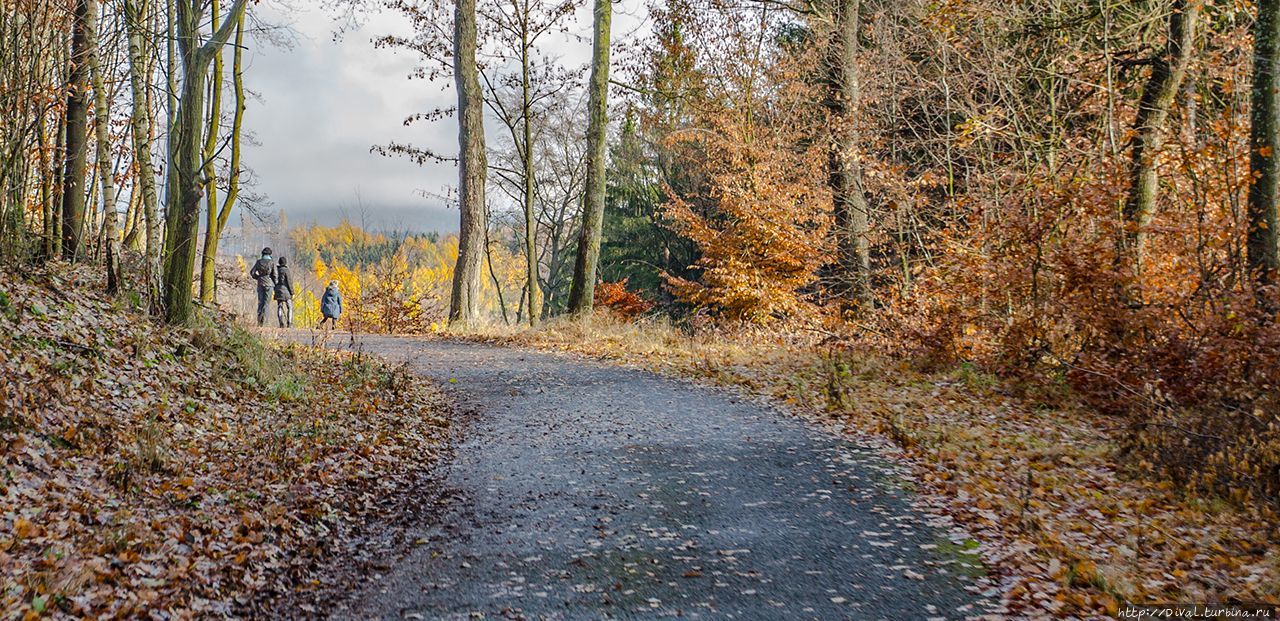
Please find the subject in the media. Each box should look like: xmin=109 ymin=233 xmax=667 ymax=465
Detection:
xmin=243 ymin=0 xmax=458 ymax=232
xmin=240 ymin=0 xmax=648 ymax=233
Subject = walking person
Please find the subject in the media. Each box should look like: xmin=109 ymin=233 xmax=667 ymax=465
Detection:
xmin=319 ymin=280 xmax=343 ymax=330
xmin=274 ymin=257 xmax=295 ymax=327
xmin=248 ymin=247 xmax=276 ymax=327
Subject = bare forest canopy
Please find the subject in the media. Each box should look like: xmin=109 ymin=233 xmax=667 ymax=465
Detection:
xmin=3 ymin=0 xmax=1280 ymax=523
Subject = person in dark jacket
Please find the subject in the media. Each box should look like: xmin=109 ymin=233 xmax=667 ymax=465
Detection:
xmin=248 ymin=247 xmax=276 ymax=327
xmin=319 ymin=280 xmax=342 ymax=329
xmin=273 ymin=257 xmax=294 ymax=328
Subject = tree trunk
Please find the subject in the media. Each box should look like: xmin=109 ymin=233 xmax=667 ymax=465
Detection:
xmin=448 ymin=0 xmax=487 ymax=326
xmin=60 ymin=0 xmax=91 ymax=262
xmin=122 ymin=182 xmax=142 ymax=249
xmin=38 ymin=114 xmax=54 ymax=257
xmin=200 ymin=0 xmax=241 ymax=304
xmin=206 ymin=12 xmax=245 ymax=300
xmin=163 ymin=0 xmax=177 ymax=293
xmin=825 ymin=0 xmax=871 ymax=307
xmin=162 ymin=57 xmax=209 ymax=323
xmin=161 ymin=0 xmax=246 ymax=323
xmin=86 ymin=0 xmax=119 ymax=292
xmin=520 ymin=15 xmax=541 ymax=326
xmin=50 ymin=107 xmax=65 ymax=259
xmin=567 ymin=0 xmax=612 ymax=317
xmin=485 ymin=228 xmax=511 ymax=325
xmin=1251 ymin=0 xmax=1280 ymax=310
xmin=125 ymin=0 xmax=161 ymax=288
xmin=1121 ymin=0 xmax=1201 ymax=295
xmin=199 ymin=0 xmax=225 ymax=304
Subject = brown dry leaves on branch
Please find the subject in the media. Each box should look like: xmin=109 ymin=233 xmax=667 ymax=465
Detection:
xmin=593 ymin=279 xmax=654 ymax=320
xmin=0 ymin=266 xmax=449 ymax=618
xmin=661 ymin=118 xmax=831 ymax=323
xmin=466 ymin=316 xmax=1280 ymax=618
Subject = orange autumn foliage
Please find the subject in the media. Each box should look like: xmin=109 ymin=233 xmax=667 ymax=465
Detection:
xmin=662 ymin=122 xmax=831 ymax=322
xmin=655 ymin=9 xmax=831 ymax=323
xmin=632 ymin=0 xmax=1280 ymax=507
xmin=593 ymin=279 xmax=654 ymax=319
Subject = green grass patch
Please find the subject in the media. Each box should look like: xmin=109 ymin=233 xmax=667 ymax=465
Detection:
xmin=0 ymin=289 xmax=15 ymax=321
xmin=934 ymin=536 xmax=987 ymax=578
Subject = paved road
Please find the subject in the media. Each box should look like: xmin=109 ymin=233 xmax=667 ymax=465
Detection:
xmin=316 ymin=335 xmax=989 ymax=620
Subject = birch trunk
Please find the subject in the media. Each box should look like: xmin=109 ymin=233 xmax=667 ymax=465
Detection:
xmin=125 ymin=0 xmax=161 ymax=287
xmin=87 ymin=0 xmax=119 ymax=292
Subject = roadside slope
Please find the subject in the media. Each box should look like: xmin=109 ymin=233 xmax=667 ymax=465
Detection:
xmin=0 ymin=267 xmax=449 ymax=618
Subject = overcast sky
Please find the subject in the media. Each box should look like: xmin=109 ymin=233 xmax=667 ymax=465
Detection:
xmin=239 ymin=0 xmax=642 ymax=234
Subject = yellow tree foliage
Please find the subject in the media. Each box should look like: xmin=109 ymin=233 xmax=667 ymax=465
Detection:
xmin=291 ymin=219 xmax=384 ymax=261
xmin=294 ymin=289 xmax=321 ymax=328
xmin=313 ymin=258 xmax=328 ymax=284
xmin=294 ymin=224 xmax=525 ymax=332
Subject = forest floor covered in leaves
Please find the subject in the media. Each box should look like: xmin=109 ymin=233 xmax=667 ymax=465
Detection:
xmin=0 ymin=266 xmax=451 ymax=619
xmin=465 ymin=316 xmax=1279 ymax=618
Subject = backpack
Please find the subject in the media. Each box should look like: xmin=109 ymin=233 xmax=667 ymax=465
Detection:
xmin=250 ymin=257 xmax=275 ymax=287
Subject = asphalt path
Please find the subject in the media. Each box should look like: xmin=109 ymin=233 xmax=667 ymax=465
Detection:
xmin=309 ymin=335 xmax=990 ymax=620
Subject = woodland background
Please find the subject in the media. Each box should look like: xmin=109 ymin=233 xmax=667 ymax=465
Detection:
xmin=2 ymin=0 xmax=1280 ymax=613
xmin=224 ymin=0 xmax=1280 ymax=508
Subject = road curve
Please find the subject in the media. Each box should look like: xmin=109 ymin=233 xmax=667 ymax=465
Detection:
xmin=313 ymin=335 xmax=990 ymax=620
